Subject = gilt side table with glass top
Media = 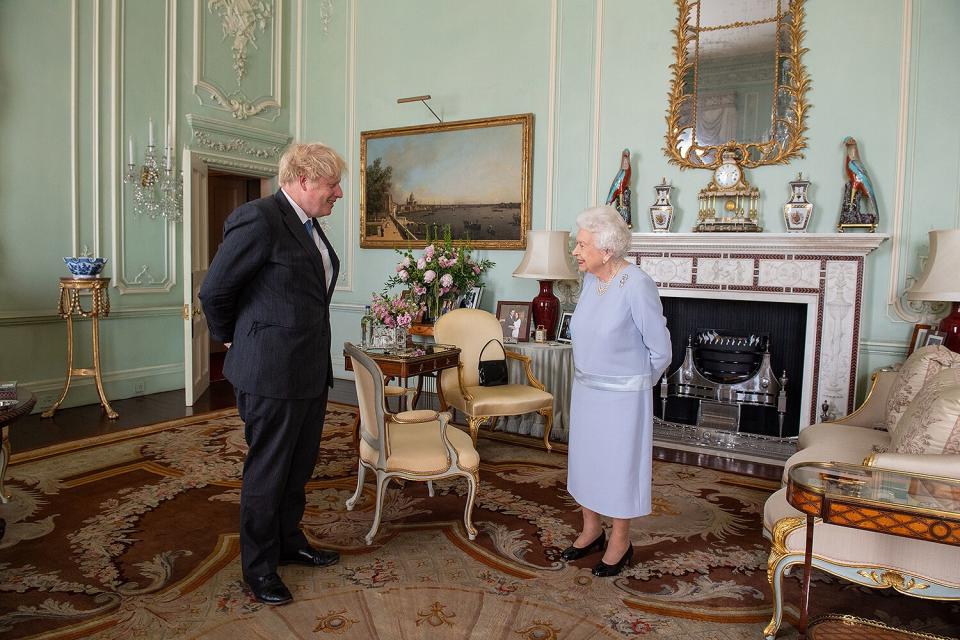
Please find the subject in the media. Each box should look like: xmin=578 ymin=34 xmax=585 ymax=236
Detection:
xmin=41 ymin=277 xmax=118 ymax=419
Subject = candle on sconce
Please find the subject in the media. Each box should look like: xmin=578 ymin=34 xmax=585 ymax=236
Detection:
xmin=148 ymin=118 xmax=155 ymax=147
xmin=165 ymin=147 xmax=172 ymax=170
xmin=128 ymin=136 xmax=134 ymax=166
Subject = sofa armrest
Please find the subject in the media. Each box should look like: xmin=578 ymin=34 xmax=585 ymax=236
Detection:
xmin=832 ymin=369 xmax=897 ymax=429
xmin=865 ymin=453 xmax=960 ymax=480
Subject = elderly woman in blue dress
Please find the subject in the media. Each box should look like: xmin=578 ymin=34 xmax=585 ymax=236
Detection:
xmin=561 ymin=205 xmax=672 ymax=576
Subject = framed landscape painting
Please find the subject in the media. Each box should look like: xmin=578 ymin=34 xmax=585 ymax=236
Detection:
xmin=360 ymin=113 xmax=533 ymax=249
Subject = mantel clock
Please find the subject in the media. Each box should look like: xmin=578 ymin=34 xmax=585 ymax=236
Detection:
xmin=695 ymin=150 xmax=761 ymax=232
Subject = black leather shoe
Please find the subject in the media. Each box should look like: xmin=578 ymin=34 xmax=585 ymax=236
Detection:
xmin=592 ymin=543 xmax=633 ymax=577
xmin=560 ymin=531 xmax=606 ymax=561
xmin=245 ymin=573 xmax=292 ymax=605
xmin=279 ymin=546 xmax=340 ymax=567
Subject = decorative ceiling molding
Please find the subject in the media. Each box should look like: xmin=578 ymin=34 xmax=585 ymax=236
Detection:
xmin=185 ymin=114 xmax=290 ymax=164
xmin=193 ymin=0 xmax=283 ymax=121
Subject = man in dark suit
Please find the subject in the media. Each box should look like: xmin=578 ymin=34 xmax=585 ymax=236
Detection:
xmin=199 ymin=142 xmax=345 ymax=605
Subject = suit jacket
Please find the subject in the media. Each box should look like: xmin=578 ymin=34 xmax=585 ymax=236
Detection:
xmin=199 ymin=190 xmax=340 ymax=399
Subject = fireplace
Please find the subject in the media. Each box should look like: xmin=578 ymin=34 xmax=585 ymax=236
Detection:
xmin=631 ymin=232 xmax=887 ymax=436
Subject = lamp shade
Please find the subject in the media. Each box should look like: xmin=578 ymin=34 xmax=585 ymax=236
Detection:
xmin=512 ymin=230 xmax=578 ymax=280
xmin=906 ymin=229 xmax=960 ymax=302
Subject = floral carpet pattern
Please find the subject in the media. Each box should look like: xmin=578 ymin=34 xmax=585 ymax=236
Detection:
xmin=0 ymin=404 xmax=957 ymax=639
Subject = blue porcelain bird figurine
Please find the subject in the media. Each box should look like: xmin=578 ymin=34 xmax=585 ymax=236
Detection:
xmin=840 ymin=137 xmax=878 ymax=229
xmin=605 ymin=148 xmax=632 ymax=227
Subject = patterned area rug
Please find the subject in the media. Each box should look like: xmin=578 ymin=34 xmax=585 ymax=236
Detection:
xmin=1 ymin=404 xmax=957 ymax=639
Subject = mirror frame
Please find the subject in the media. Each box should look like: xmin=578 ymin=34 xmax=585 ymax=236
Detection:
xmin=663 ymin=0 xmax=811 ymax=169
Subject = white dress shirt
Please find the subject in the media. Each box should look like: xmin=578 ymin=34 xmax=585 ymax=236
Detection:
xmin=282 ymin=188 xmax=333 ymax=291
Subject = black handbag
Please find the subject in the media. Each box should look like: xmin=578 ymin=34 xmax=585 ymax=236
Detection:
xmin=478 ymin=338 xmax=509 ymax=387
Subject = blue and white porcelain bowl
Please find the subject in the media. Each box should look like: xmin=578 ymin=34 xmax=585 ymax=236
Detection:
xmin=63 ymin=256 xmax=107 ymax=277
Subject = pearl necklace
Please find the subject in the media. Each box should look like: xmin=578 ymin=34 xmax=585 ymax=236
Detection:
xmin=597 ymin=263 xmax=627 ymax=296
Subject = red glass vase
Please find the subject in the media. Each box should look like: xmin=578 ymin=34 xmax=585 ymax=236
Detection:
xmin=531 ymin=280 xmax=560 ymax=341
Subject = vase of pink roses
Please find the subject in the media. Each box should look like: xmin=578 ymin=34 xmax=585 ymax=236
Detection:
xmin=369 ymin=291 xmax=420 ymax=350
xmin=384 ymin=226 xmax=494 ymax=323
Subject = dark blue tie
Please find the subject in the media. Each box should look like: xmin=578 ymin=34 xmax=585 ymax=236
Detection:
xmin=304 ymin=219 xmax=314 ymax=243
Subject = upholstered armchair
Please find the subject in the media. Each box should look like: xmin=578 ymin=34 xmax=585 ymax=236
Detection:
xmin=433 ymin=309 xmax=555 ymax=451
xmin=762 ymin=346 xmax=960 ymax=639
xmin=344 ymin=343 xmax=479 ymax=545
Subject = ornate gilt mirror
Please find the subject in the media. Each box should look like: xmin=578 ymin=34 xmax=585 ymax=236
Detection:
xmin=664 ymin=0 xmax=810 ymax=169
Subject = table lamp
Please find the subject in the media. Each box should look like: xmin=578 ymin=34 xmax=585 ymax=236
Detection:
xmin=906 ymin=228 xmax=960 ymax=353
xmin=513 ymin=230 xmax=578 ymax=340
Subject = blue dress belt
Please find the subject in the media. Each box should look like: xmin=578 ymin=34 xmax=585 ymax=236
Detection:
xmin=574 ymin=368 xmax=654 ymax=392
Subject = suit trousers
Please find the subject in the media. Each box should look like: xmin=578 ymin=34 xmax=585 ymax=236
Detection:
xmin=235 ymin=388 xmax=329 ymax=580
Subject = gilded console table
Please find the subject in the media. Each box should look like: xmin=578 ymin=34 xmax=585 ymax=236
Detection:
xmin=786 ymin=462 xmax=960 ymax=639
xmin=42 ymin=277 xmax=118 ymax=419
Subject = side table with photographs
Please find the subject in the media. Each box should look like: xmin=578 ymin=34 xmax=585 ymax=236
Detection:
xmin=502 ymin=342 xmax=573 ymax=443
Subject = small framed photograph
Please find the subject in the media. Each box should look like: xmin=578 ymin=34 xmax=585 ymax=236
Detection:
xmin=908 ymin=323 xmax=932 ymax=356
xmin=496 ymin=301 xmax=532 ymax=342
xmin=556 ymin=311 xmax=574 ymax=344
xmin=460 ymin=285 xmax=484 ymax=309
xmin=925 ymin=330 xmax=947 ymax=347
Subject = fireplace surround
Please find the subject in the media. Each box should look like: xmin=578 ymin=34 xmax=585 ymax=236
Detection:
xmin=630 ymin=233 xmax=888 ymax=433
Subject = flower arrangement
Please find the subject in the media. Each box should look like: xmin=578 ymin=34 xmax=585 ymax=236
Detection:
xmin=384 ymin=226 xmax=494 ymax=320
xmin=370 ymin=291 xmax=420 ymax=329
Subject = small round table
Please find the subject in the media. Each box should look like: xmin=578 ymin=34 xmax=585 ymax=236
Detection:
xmin=42 ymin=277 xmax=118 ymax=419
xmin=1 ymin=387 xmax=37 ymax=503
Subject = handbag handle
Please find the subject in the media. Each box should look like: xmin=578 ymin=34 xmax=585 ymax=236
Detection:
xmin=478 ymin=338 xmax=506 ymax=361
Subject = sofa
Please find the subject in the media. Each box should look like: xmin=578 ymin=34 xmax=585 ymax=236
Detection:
xmin=762 ymin=345 xmax=960 ymax=639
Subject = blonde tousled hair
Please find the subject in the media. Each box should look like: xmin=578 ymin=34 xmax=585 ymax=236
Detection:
xmin=278 ymin=142 xmax=346 ymax=185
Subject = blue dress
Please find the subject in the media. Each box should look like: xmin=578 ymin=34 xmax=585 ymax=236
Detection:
xmin=567 ymin=264 xmax=672 ymax=518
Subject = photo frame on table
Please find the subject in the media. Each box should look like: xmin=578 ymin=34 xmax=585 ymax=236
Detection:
xmin=556 ymin=312 xmax=574 ymax=344
xmin=460 ymin=285 xmax=484 ymax=309
xmin=496 ymin=301 xmax=532 ymax=343
xmin=908 ymin=323 xmax=932 ymax=356
xmin=925 ymin=330 xmax=947 ymax=347
xmin=359 ymin=113 xmax=533 ymax=249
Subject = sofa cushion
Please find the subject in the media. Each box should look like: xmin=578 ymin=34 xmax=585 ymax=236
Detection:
xmin=783 ymin=423 xmax=890 ymax=483
xmin=884 ymin=345 xmax=960 ymax=434
xmin=889 ymin=368 xmax=960 ymax=455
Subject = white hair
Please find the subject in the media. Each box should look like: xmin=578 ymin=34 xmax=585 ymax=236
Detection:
xmin=575 ymin=206 xmax=631 ymax=259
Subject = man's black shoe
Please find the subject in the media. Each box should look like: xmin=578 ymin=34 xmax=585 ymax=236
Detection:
xmin=245 ymin=573 xmax=293 ymax=605
xmin=279 ymin=546 xmax=340 ymax=567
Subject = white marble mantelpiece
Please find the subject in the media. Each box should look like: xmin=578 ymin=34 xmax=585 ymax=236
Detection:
xmin=629 ymin=232 xmax=889 ymax=430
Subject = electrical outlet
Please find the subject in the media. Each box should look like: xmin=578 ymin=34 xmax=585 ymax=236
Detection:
xmin=134 ymin=381 xmax=146 ymax=396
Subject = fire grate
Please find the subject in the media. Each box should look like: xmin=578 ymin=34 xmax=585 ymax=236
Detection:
xmin=660 ymin=329 xmax=788 ymax=438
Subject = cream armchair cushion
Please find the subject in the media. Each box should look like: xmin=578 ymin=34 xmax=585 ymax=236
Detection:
xmin=890 ymin=368 xmax=960 ymax=454
xmin=884 ymin=345 xmax=960 ymax=433
xmin=434 ymin=309 xmax=556 ymax=451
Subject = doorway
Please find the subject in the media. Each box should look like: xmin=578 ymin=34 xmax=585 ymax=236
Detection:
xmin=207 ymin=172 xmax=270 ymax=382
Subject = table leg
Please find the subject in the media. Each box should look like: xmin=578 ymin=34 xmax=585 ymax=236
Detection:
xmin=413 ymin=374 xmax=425 ymax=410
xmin=798 ymin=514 xmax=815 ymax=639
xmin=91 ymin=315 xmax=118 ymax=420
xmin=0 ymin=425 xmax=10 ymax=503
xmin=42 ymin=314 xmax=76 ymax=418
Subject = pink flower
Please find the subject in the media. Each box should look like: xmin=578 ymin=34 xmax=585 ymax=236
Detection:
xmin=417 ymin=257 xmax=427 ymax=270
xmin=398 ymin=270 xmax=408 ymax=281
xmin=397 ymin=313 xmax=411 ymax=328
xmin=473 ymin=265 xmax=481 ymax=275
xmin=414 ymin=284 xmax=426 ymax=296
xmin=424 ymin=244 xmax=435 ymax=259
xmin=401 ymin=256 xmax=411 ymax=268
xmin=423 ymin=270 xmax=436 ymax=283
xmin=440 ymin=273 xmax=453 ymax=288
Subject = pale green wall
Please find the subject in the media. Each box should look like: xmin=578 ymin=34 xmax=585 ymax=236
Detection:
xmin=1 ymin=0 xmax=958 ymax=412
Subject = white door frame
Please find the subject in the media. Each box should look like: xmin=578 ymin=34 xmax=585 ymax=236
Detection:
xmin=182 ymin=148 xmax=278 ymax=405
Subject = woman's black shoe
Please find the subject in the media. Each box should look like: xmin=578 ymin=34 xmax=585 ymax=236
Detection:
xmin=560 ymin=531 xmax=606 ymax=561
xmin=592 ymin=543 xmax=633 ymax=577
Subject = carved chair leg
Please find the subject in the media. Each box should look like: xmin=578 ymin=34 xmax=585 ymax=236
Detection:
xmin=366 ymin=471 xmax=392 ymax=545
xmin=539 ymin=407 xmax=554 ymax=452
xmin=346 ymin=460 xmax=366 ymax=511
xmin=462 ymin=470 xmax=478 ymax=540
xmin=763 ymin=554 xmax=793 ymax=640
xmin=467 ymin=416 xmax=488 ymax=446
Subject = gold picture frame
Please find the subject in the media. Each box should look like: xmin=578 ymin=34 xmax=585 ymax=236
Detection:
xmin=663 ymin=0 xmax=811 ymax=170
xmin=360 ymin=113 xmax=533 ymax=249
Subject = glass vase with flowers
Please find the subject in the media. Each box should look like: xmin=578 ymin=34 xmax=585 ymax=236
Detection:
xmin=369 ymin=292 xmax=420 ymax=351
xmin=384 ymin=225 xmax=494 ymax=323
